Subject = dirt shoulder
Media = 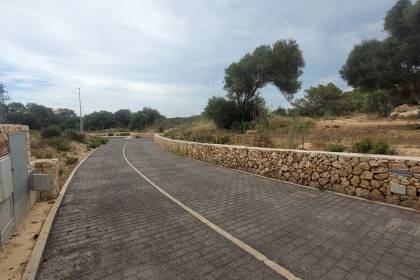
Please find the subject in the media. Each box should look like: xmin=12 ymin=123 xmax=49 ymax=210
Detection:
xmin=0 ymin=201 xmax=53 ymax=280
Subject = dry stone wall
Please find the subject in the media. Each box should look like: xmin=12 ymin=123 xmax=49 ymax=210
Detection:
xmin=155 ymin=135 xmax=420 ymax=210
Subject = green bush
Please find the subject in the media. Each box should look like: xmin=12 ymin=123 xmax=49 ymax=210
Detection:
xmin=162 ymin=130 xmax=178 ymax=139
xmin=57 ymin=139 xmax=70 ymax=151
xmin=41 ymin=125 xmax=62 ymax=139
xmin=63 ymin=129 xmax=85 ymax=142
xmin=48 ymin=137 xmax=70 ymax=151
xmin=372 ymin=141 xmax=396 ymax=155
xmin=326 ymin=143 xmax=345 ymax=152
xmin=353 ymin=138 xmax=396 ymax=155
xmin=65 ymin=156 xmax=79 ymax=165
xmin=107 ymin=132 xmax=114 ymax=136
xmin=88 ymin=137 xmax=109 ymax=149
xmin=353 ymin=138 xmax=374 ymax=153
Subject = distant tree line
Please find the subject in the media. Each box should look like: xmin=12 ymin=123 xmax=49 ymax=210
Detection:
xmin=3 ymin=102 xmax=164 ymax=131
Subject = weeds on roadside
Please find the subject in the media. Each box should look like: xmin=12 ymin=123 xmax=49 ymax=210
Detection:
xmin=326 ymin=143 xmax=345 ymax=152
xmin=88 ymin=137 xmax=108 ymax=149
xmin=65 ymin=156 xmax=79 ymax=165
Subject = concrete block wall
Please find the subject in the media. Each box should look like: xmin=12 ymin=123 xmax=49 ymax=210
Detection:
xmin=155 ymin=135 xmax=420 ymax=210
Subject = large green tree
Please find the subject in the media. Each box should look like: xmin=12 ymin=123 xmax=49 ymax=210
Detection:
xmin=224 ymin=40 xmax=305 ymax=120
xmin=292 ymin=83 xmax=350 ymax=117
xmin=114 ymin=109 xmax=132 ymax=127
xmin=84 ymin=111 xmax=116 ymax=130
xmin=340 ymin=0 xmax=420 ymax=104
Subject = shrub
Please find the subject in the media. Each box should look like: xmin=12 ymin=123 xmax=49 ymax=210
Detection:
xmin=353 ymin=138 xmax=396 ymax=155
xmin=372 ymin=141 xmax=396 ymax=155
xmin=41 ymin=125 xmax=62 ymax=139
xmin=48 ymin=137 xmax=70 ymax=151
xmin=63 ymin=129 xmax=85 ymax=142
xmin=88 ymin=137 xmax=109 ymax=149
xmin=214 ymin=135 xmax=230 ymax=144
xmin=326 ymin=143 xmax=345 ymax=152
xmin=204 ymin=97 xmax=239 ymax=129
xmin=118 ymin=132 xmax=129 ymax=136
xmin=65 ymin=156 xmax=79 ymax=165
xmin=57 ymin=139 xmax=70 ymax=151
xmin=353 ymin=138 xmax=374 ymax=153
xmin=162 ymin=129 xmax=178 ymax=139
xmin=107 ymin=132 xmax=114 ymax=136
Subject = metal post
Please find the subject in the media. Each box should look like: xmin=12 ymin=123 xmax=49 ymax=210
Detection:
xmin=78 ymin=88 xmax=83 ymax=134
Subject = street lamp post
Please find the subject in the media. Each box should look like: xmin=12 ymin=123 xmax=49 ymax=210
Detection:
xmin=78 ymin=88 xmax=83 ymax=134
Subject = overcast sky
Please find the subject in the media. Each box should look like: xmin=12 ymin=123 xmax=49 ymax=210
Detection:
xmin=0 ymin=0 xmax=396 ymax=117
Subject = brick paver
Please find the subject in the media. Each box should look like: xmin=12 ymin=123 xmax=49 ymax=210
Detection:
xmin=125 ymin=139 xmax=420 ymax=280
xmin=36 ymin=139 xmax=282 ymax=280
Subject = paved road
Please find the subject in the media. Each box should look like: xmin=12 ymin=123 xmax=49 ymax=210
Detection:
xmin=37 ymin=139 xmax=420 ymax=280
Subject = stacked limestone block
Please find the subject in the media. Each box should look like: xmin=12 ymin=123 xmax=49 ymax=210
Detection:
xmin=33 ymin=159 xmax=60 ymax=200
xmin=155 ymin=135 xmax=420 ymax=210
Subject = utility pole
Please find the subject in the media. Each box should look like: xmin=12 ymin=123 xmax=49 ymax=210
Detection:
xmin=78 ymin=88 xmax=83 ymax=133
xmin=0 ymin=83 xmax=10 ymax=124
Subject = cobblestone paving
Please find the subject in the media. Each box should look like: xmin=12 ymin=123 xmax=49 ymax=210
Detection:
xmin=36 ymin=140 xmax=282 ymax=280
xmin=125 ymin=139 xmax=420 ymax=280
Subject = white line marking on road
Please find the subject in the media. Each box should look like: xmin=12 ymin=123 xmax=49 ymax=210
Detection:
xmin=123 ymin=142 xmax=301 ymax=280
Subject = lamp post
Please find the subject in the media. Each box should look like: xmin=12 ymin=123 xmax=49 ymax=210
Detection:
xmin=78 ymin=88 xmax=83 ymax=133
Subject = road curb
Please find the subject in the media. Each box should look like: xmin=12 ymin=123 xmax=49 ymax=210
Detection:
xmin=21 ymin=147 xmax=102 ymax=280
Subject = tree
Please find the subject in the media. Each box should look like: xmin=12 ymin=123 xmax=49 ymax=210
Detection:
xmin=204 ymin=97 xmax=239 ymax=129
xmin=6 ymin=112 xmax=42 ymax=129
xmin=62 ymin=117 xmax=80 ymax=130
xmin=128 ymin=108 xmax=164 ymax=130
xmin=26 ymin=103 xmax=57 ymax=126
xmin=84 ymin=111 xmax=116 ymax=130
xmin=224 ymin=40 xmax=305 ymax=121
xmin=55 ymin=108 xmax=77 ymax=124
xmin=292 ymin=83 xmax=350 ymax=117
xmin=142 ymin=107 xmax=163 ymax=127
xmin=7 ymin=102 xmax=26 ymax=113
xmin=114 ymin=109 xmax=131 ymax=127
xmin=340 ymin=0 xmax=420 ymax=104
xmin=129 ymin=111 xmax=146 ymax=130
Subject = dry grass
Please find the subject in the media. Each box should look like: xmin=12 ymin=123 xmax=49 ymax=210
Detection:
xmin=164 ymin=115 xmax=420 ymax=156
xmin=30 ymin=131 xmax=90 ymax=187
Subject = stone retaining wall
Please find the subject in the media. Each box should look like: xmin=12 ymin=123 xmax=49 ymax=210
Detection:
xmin=131 ymin=132 xmax=155 ymax=139
xmin=155 ymin=135 xmax=420 ymax=210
